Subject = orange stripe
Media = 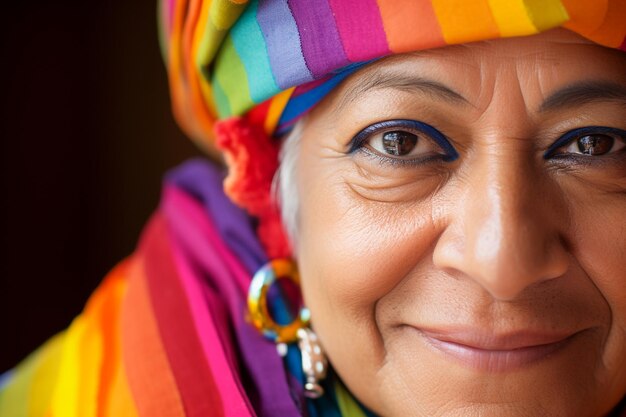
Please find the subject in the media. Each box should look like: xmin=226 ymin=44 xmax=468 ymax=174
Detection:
xmin=184 ymin=0 xmax=215 ymax=134
xmin=75 ymin=272 xmax=116 ymax=416
xmin=94 ymin=262 xmax=138 ymax=417
xmin=104 ymin=360 xmax=139 ymax=417
xmin=264 ymin=88 xmax=294 ymax=135
xmin=587 ymin=0 xmax=626 ymax=48
xmin=121 ymin=255 xmax=186 ymax=417
xmin=376 ymin=0 xmax=445 ymax=52
xmin=168 ymin=0 xmax=196 ymax=141
xmin=431 ymin=0 xmax=500 ymax=44
xmin=183 ymin=0 xmax=217 ymax=143
xmin=168 ymin=0 xmax=218 ymax=155
xmin=561 ymin=0 xmax=608 ymax=35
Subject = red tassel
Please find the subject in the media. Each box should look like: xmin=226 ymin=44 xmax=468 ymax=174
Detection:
xmin=214 ymin=117 xmax=291 ymax=259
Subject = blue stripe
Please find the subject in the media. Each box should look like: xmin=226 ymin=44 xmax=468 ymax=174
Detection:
xmin=230 ymin=0 xmax=280 ymax=103
xmin=257 ymin=0 xmax=314 ymax=89
xmin=276 ymin=62 xmax=369 ymax=134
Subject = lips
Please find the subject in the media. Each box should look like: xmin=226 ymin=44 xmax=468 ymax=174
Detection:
xmin=415 ymin=327 xmax=582 ymax=372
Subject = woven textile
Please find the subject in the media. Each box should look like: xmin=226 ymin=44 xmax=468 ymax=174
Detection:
xmin=160 ymin=0 xmax=626 ymax=149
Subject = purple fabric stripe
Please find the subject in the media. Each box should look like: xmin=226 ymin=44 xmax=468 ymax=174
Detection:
xmin=164 ymin=160 xmax=303 ymax=416
xmin=257 ymin=0 xmax=314 ymax=89
xmin=329 ymin=0 xmax=390 ymax=61
xmin=165 ymin=159 xmax=267 ymax=274
xmin=288 ymin=0 xmax=349 ymax=78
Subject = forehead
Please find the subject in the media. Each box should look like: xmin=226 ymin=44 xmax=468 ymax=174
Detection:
xmin=311 ymin=28 xmax=626 ymax=120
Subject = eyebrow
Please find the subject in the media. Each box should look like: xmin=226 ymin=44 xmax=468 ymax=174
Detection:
xmin=539 ymin=81 xmax=626 ymax=112
xmin=336 ymin=71 xmax=469 ymax=114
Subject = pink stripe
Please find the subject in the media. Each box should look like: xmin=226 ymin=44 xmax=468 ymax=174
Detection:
xmin=329 ymin=0 xmax=390 ymax=61
xmin=163 ymin=186 xmax=254 ymax=416
xmin=163 ymin=186 xmax=250 ymax=294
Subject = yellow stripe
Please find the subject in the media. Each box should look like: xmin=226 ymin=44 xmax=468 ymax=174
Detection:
xmin=210 ymin=0 xmax=248 ymax=30
xmin=431 ymin=0 xmax=500 ymax=44
xmin=27 ymin=333 xmax=65 ymax=417
xmin=264 ymin=88 xmax=294 ymax=135
xmin=49 ymin=318 xmax=83 ymax=417
xmin=523 ymin=0 xmax=569 ymax=32
xmin=487 ymin=0 xmax=537 ymax=36
xmin=49 ymin=316 xmax=93 ymax=417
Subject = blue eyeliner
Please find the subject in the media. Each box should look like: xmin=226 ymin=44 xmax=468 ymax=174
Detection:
xmin=544 ymin=126 xmax=626 ymax=158
xmin=348 ymin=119 xmax=459 ymax=162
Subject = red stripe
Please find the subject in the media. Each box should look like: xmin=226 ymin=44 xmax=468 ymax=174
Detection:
xmin=140 ymin=214 xmax=225 ymax=417
xmin=247 ymin=98 xmax=271 ymax=127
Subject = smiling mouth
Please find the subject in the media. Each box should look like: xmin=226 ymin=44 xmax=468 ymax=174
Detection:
xmin=415 ymin=327 xmax=583 ymax=372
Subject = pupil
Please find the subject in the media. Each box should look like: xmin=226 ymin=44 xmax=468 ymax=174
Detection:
xmin=577 ymin=135 xmax=613 ymax=155
xmin=382 ymin=131 xmax=418 ymax=156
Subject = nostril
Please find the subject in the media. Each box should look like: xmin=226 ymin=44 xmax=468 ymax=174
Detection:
xmin=433 ymin=212 xmax=570 ymax=301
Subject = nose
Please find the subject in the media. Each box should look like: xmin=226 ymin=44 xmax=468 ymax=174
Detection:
xmin=433 ymin=146 xmax=569 ymax=301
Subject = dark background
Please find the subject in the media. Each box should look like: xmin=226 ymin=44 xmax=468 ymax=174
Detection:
xmin=0 ymin=1 xmax=203 ymax=372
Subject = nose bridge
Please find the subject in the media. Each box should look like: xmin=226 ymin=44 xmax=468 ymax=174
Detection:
xmin=471 ymin=147 xmax=536 ymax=265
xmin=436 ymin=141 xmax=569 ymax=301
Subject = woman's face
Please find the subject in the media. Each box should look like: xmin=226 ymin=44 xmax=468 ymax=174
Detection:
xmin=294 ymin=29 xmax=626 ymax=416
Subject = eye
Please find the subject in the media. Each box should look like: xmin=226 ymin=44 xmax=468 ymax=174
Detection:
xmin=564 ymin=134 xmax=623 ymax=156
xmin=380 ymin=130 xmax=418 ymax=156
xmin=349 ymin=119 xmax=458 ymax=163
xmin=545 ymin=126 xmax=626 ymax=158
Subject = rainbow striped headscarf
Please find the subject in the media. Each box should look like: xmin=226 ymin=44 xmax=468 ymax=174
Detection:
xmin=160 ymin=0 xmax=626 ymax=151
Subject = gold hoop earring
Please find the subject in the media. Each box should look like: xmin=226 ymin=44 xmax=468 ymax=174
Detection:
xmin=247 ymin=258 xmax=310 ymax=343
xmin=247 ymin=259 xmax=328 ymax=398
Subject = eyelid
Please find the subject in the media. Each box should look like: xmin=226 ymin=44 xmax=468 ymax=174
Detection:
xmin=544 ymin=126 xmax=626 ymax=158
xmin=348 ymin=119 xmax=459 ymax=161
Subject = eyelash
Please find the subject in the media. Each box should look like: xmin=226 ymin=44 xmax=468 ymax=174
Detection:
xmin=543 ymin=126 xmax=626 ymax=158
xmin=347 ymin=119 xmax=459 ymax=164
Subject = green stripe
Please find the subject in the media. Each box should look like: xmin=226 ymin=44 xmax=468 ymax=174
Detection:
xmin=196 ymin=22 xmax=226 ymax=75
xmin=212 ymin=75 xmax=232 ymax=118
xmin=213 ymin=35 xmax=253 ymax=117
xmin=230 ymin=0 xmax=280 ymax=103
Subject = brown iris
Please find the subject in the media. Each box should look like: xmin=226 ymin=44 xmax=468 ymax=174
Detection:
xmin=578 ymin=134 xmax=614 ymax=155
xmin=382 ymin=131 xmax=418 ymax=156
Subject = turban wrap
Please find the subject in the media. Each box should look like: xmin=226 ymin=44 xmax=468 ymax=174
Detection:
xmin=159 ymin=0 xmax=626 ymax=257
xmin=161 ymin=0 xmax=626 ymax=142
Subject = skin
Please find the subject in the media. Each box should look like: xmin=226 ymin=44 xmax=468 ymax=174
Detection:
xmin=293 ymin=29 xmax=626 ymax=416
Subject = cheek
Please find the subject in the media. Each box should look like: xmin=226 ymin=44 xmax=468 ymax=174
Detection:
xmin=569 ymin=192 xmax=626 ymax=378
xmin=295 ymin=156 xmax=444 ymax=411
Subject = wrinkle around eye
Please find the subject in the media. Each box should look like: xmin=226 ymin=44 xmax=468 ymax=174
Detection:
xmin=548 ymin=158 xmax=626 ymax=196
xmin=344 ymin=158 xmax=450 ymax=204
